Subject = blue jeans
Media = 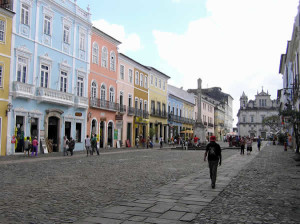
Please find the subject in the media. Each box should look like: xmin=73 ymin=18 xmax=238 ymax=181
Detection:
xmin=208 ymin=160 xmax=219 ymax=185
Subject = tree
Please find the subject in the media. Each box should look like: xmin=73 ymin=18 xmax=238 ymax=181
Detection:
xmin=262 ymin=115 xmax=281 ymax=135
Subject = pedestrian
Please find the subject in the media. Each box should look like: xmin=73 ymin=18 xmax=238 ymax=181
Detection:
xmin=288 ymin=134 xmax=292 ymax=148
xmin=31 ymin=136 xmax=38 ymax=156
xmin=68 ymin=137 xmax=75 ymax=156
xmin=246 ymin=137 xmax=252 ymax=155
xmin=240 ymin=137 xmax=245 ymax=155
xmin=160 ymin=136 xmax=163 ymax=148
xmin=91 ymin=134 xmax=99 ymax=155
xmin=85 ymin=135 xmax=91 ymax=156
xmin=147 ymin=136 xmax=150 ymax=149
xmin=136 ymin=136 xmax=139 ymax=148
xmin=63 ymin=136 xmax=69 ymax=156
xmin=204 ymin=136 xmax=222 ymax=189
xmin=257 ymin=136 xmax=261 ymax=151
xmin=24 ymin=136 xmax=31 ymax=157
xmin=193 ymin=135 xmax=199 ymax=146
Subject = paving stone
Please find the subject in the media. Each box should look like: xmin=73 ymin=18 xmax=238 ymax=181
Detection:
xmin=83 ymin=216 xmax=122 ymax=224
xmin=180 ymin=213 xmax=197 ymax=222
xmin=128 ymin=215 xmax=147 ymax=222
xmin=144 ymin=217 xmax=186 ymax=224
xmin=159 ymin=210 xmax=186 ymax=220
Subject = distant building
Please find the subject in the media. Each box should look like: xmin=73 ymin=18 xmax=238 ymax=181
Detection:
xmin=237 ymin=90 xmax=279 ymax=138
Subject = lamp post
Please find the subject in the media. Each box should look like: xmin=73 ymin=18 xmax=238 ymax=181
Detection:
xmin=6 ymin=103 xmax=12 ymax=116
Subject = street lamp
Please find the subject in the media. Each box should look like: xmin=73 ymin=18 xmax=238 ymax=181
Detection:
xmin=6 ymin=103 xmax=12 ymax=116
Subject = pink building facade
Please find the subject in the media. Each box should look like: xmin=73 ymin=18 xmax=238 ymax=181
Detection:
xmin=202 ymin=97 xmax=215 ymax=138
xmin=87 ymin=27 xmax=121 ymax=148
xmin=117 ymin=53 xmax=135 ymax=146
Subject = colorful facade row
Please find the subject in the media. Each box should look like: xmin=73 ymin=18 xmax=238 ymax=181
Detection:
xmin=0 ymin=0 xmax=232 ymax=156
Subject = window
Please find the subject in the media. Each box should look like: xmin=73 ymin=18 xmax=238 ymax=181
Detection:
xmin=159 ymin=79 xmax=161 ymax=89
xmin=43 ymin=15 xmax=51 ymax=35
xmin=144 ymin=101 xmax=147 ymax=111
xmin=119 ymin=91 xmax=124 ymax=105
xmin=155 ymin=77 xmax=157 ymax=87
xmin=140 ymin=73 xmax=143 ymax=86
xmin=91 ymin=81 xmax=97 ymax=98
xmin=151 ymin=101 xmax=155 ymax=114
xmin=251 ymin=116 xmax=254 ymax=123
xmin=135 ymin=98 xmax=138 ymax=109
xmin=135 ymin=71 xmax=139 ymax=85
xmin=261 ymin=115 xmax=265 ymax=122
xmin=76 ymin=123 xmax=82 ymax=142
xmin=120 ymin=65 xmax=125 ymax=80
xmin=110 ymin=51 xmax=116 ymax=71
xmin=80 ymin=32 xmax=85 ymax=51
xmin=60 ymin=71 xmax=67 ymax=92
xmin=243 ymin=116 xmax=246 ymax=122
xmin=163 ymin=81 xmax=165 ymax=91
xmin=63 ymin=24 xmax=70 ymax=44
xmin=145 ymin=76 xmax=148 ymax=88
xmin=150 ymin=75 xmax=153 ymax=85
xmin=140 ymin=99 xmax=143 ymax=109
xmin=92 ymin=42 xmax=99 ymax=64
xmin=109 ymin=87 xmax=115 ymax=102
xmin=101 ymin=47 xmax=108 ymax=68
xmin=128 ymin=69 xmax=133 ymax=83
xmin=17 ymin=57 xmax=27 ymax=83
xmin=21 ymin=4 xmax=29 ymax=26
xmin=40 ymin=65 xmax=49 ymax=88
xmin=128 ymin=94 xmax=132 ymax=107
xmin=100 ymin=84 xmax=106 ymax=100
xmin=0 ymin=20 xmax=5 ymax=42
xmin=77 ymin=76 xmax=84 ymax=97
xmin=0 ymin=65 xmax=2 ymax=87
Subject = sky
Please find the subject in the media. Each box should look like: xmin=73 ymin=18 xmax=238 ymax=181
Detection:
xmin=77 ymin=0 xmax=299 ymax=125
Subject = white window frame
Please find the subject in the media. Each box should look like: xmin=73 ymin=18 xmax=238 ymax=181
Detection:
xmin=60 ymin=70 xmax=68 ymax=92
xmin=92 ymin=42 xmax=99 ymax=64
xmin=128 ymin=69 xmax=133 ymax=83
xmin=43 ymin=15 xmax=52 ymax=36
xmin=91 ymin=81 xmax=97 ymax=98
xmin=0 ymin=20 xmax=5 ymax=42
xmin=40 ymin=64 xmax=50 ymax=88
xmin=144 ymin=76 xmax=148 ymax=88
xmin=77 ymin=76 xmax=84 ymax=97
xmin=17 ymin=57 xmax=28 ymax=83
xmin=128 ymin=94 xmax=133 ymax=107
xmin=150 ymin=75 xmax=153 ymax=85
xmin=155 ymin=77 xmax=157 ymax=87
xmin=79 ymin=31 xmax=85 ymax=51
xmin=101 ymin=46 xmax=108 ymax=68
xmin=120 ymin=64 xmax=125 ymax=80
xmin=100 ymin=84 xmax=106 ymax=100
xmin=144 ymin=100 xmax=148 ymax=112
xmin=0 ymin=64 xmax=3 ymax=88
xmin=159 ymin=79 xmax=161 ymax=89
xmin=63 ymin=24 xmax=70 ymax=44
xmin=109 ymin=86 xmax=115 ymax=102
xmin=135 ymin=71 xmax=139 ymax=85
xmin=140 ymin=73 xmax=143 ymax=87
xmin=110 ymin=51 xmax=116 ymax=71
xmin=21 ymin=3 xmax=30 ymax=26
xmin=163 ymin=81 xmax=165 ymax=91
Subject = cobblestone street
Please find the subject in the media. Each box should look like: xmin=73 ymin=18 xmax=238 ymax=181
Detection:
xmin=0 ymin=143 xmax=299 ymax=224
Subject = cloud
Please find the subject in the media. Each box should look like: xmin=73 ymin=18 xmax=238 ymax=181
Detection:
xmin=92 ymin=19 xmax=142 ymax=53
xmin=153 ymin=0 xmax=299 ymax=125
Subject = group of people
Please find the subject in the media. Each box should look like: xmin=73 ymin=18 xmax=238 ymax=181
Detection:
xmin=23 ymin=136 xmax=39 ymax=156
xmin=135 ymin=136 xmax=157 ymax=149
xmin=63 ymin=136 xmax=76 ymax=156
xmin=239 ymin=136 xmax=262 ymax=155
xmin=84 ymin=134 xmax=99 ymax=156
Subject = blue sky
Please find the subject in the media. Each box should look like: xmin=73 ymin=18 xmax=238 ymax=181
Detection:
xmin=77 ymin=0 xmax=299 ymax=125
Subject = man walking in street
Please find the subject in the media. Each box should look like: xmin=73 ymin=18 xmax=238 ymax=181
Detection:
xmin=204 ymin=136 xmax=222 ymax=189
xmin=85 ymin=135 xmax=91 ymax=156
xmin=91 ymin=134 xmax=99 ymax=155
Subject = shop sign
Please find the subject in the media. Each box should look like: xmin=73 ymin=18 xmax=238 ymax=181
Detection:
xmin=75 ymin=112 xmax=82 ymax=117
xmin=116 ymin=121 xmax=123 ymax=129
xmin=114 ymin=129 xmax=118 ymax=140
xmin=100 ymin=117 xmax=106 ymax=121
xmin=115 ymin=115 xmax=123 ymax=120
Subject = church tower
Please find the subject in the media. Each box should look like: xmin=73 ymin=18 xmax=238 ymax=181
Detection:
xmin=240 ymin=92 xmax=248 ymax=108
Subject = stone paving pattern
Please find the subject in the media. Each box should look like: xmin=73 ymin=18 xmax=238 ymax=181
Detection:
xmin=0 ymin=142 xmax=299 ymax=224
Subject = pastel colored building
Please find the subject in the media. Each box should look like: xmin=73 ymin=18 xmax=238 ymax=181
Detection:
xmin=148 ymin=67 xmax=170 ymax=143
xmin=117 ymin=53 xmax=135 ymax=146
xmin=167 ymin=85 xmax=195 ymax=140
xmin=0 ymin=2 xmax=14 ymax=156
xmin=9 ymin=0 xmax=91 ymax=154
xmin=201 ymin=96 xmax=215 ymax=138
xmin=88 ymin=26 xmax=121 ymax=148
xmin=133 ymin=61 xmax=150 ymax=146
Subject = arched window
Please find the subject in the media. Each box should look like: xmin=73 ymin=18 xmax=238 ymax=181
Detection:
xmin=101 ymin=46 xmax=108 ymax=68
xmin=110 ymin=51 xmax=116 ymax=71
xmin=101 ymin=84 xmax=106 ymax=100
xmin=109 ymin=86 xmax=115 ymax=102
xmin=92 ymin=42 xmax=99 ymax=64
xmin=91 ymin=81 xmax=97 ymax=98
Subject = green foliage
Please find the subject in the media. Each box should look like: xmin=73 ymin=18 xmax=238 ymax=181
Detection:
xmin=149 ymin=127 xmax=155 ymax=139
xmin=262 ymin=115 xmax=281 ymax=133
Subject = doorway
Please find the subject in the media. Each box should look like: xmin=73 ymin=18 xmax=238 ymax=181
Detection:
xmin=15 ymin=115 xmax=24 ymax=153
xmin=127 ymin=122 xmax=132 ymax=145
xmin=48 ymin=116 xmax=59 ymax=152
xmin=30 ymin=118 xmax=39 ymax=139
xmin=65 ymin=121 xmax=71 ymax=140
xmin=91 ymin=119 xmax=97 ymax=136
xmin=100 ymin=121 xmax=105 ymax=148
xmin=107 ymin=122 xmax=113 ymax=147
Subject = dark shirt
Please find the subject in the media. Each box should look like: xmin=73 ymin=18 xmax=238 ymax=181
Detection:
xmin=206 ymin=142 xmax=221 ymax=161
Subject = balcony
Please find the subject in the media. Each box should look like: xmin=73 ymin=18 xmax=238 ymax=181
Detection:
xmin=143 ymin=110 xmax=149 ymax=119
xmin=208 ymin=123 xmax=214 ymax=127
xmin=12 ymin=81 xmax=35 ymax=99
xmin=134 ymin=108 xmax=143 ymax=117
xmin=0 ymin=0 xmax=13 ymax=11
xmin=127 ymin=106 xmax=134 ymax=116
xmin=90 ymin=98 xmax=119 ymax=112
xmin=119 ymin=105 xmax=126 ymax=114
xmin=74 ymin=96 xmax=89 ymax=109
xmin=204 ymin=121 xmax=208 ymax=126
xmin=36 ymin=87 xmax=74 ymax=106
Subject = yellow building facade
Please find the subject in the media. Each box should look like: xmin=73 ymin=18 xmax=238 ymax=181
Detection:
xmin=182 ymin=102 xmax=195 ymax=139
xmin=0 ymin=6 xmax=14 ymax=156
xmin=133 ymin=66 xmax=150 ymax=146
xmin=148 ymin=67 xmax=170 ymax=143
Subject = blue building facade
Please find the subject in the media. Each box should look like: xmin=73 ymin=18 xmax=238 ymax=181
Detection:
xmin=8 ymin=0 xmax=92 ymax=154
